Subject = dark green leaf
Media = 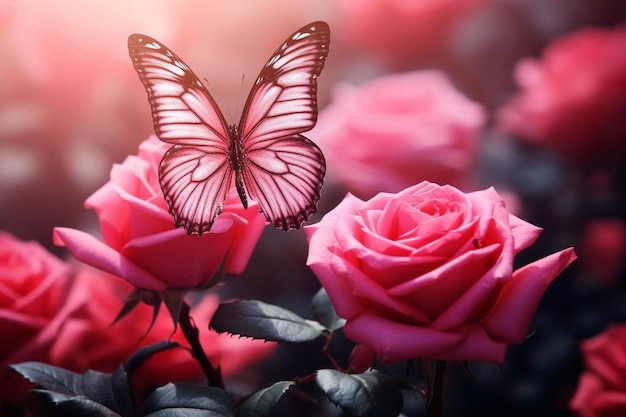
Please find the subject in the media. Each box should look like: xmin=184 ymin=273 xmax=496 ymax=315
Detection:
xmin=110 ymin=366 xmax=133 ymax=416
xmin=312 ymin=288 xmax=346 ymax=330
xmin=239 ymin=381 xmax=294 ymax=417
xmin=30 ymin=390 xmax=120 ymax=417
xmin=210 ymin=300 xmax=322 ymax=343
xmin=124 ymin=341 xmax=182 ymax=376
xmin=316 ymin=369 xmax=403 ymax=417
xmin=10 ymin=362 xmax=85 ymax=396
xmin=82 ymin=369 xmax=126 ymax=415
xmin=141 ymin=383 xmax=236 ymax=417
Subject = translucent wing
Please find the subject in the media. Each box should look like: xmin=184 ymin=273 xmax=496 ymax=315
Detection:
xmin=128 ymin=34 xmax=232 ymax=235
xmin=242 ymin=134 xmax=325 ymax=230
xmin=238 ymin=21 xmax=329 ymax=230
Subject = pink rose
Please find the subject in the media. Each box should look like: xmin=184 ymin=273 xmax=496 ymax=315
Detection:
xmin=570 ymin=324 xmax=626 ymax=417
xmin=311 ymin=71 xmax=485 ymax=198
xmin=496 ymin=25 xmax=626 ymax=167
xmin=0 ymin=232 xmax=77 ymax=403
xmin=54 ymin=136 xmax=267 ymax=292
xmin=305 ymin=181 xmax=576 ymax=363
xmin=49 ymin=266 xmax=275 ymax=395
xmin=336 ymin=0 xmax=487 ymax=68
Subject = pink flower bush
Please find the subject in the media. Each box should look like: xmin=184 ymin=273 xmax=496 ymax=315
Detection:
xmin=497 ymin=24 xmax=626 ymax=167
xmin=305 ymin=181 xmax=576 ymax=363
xmin=336 ymin=0 xmax=487 ymax=68
xmin=570 ymin=324 xmax=626 ymax=417
xmin=311 ymin=71 xmax=485 ymax=198
xmin=0 ymin=232 xmax=75 ymax=403
xmin=54 ymin=136 xmax=267 ymax=292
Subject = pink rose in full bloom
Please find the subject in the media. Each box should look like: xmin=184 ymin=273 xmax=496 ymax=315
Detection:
xmin=54 ymin=136 xmax=267 ymax=292
xmin=0 ymin=232 xmax=77 ymax=403
xmin=570 ymin=324 xmax=626 ymax=417
xmin=305 ymin=181 xmax=576 ymax=363
xmin=336 ymin=0 xmax=487 ymax=68
xmin=496 ymin=25 xmax=626 ymax=167
xmin=311 ymin=71 xmax=485 ymax=199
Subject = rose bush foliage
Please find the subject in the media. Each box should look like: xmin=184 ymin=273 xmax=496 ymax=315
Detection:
xmin=306 ymin=181 xmax=576 ymax=363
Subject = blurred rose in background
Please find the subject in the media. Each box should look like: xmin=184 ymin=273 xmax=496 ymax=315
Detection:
xmin=311 ymin=71 xmax=485 ymax=199
xmin=0 ymin=232 xmax=73 ymax=404
xmin=570 ymin=324 xmax=626 ymax=417
xmin=497 ymin=24 xmax=626 ymax=169
xmin=335 ymin=0 xmax=488 ymax=69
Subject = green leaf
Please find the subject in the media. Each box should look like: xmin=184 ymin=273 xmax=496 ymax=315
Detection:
xmin=140 ymin=383 xmax=236 ymax=416
xmin=30 ymin=391 xmax=121 ymax=417
xmin=209 ymin=300 xmax=322 ymax=343
xmin=312 ymin=288 xmax=346 ymax=330
xmin=239 ymin=381 xmax=294 ymax=417
xmin=316 ymin=369 xmax=403 ymax=417
xmin=10 ymin=362 xmax=85 ymax=396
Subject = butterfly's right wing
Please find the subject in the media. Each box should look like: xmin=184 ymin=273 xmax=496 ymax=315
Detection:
xmin=237 ymin=22 xmax=329 ymax=230
xmin=128 ymin=34 xmax=232 ymax=235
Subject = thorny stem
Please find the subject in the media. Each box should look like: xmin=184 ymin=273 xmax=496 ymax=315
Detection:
xmin=322 ymin=331 xmax=344 ymax=371
xmin=178 ymin=301 xmax=224 ymax=389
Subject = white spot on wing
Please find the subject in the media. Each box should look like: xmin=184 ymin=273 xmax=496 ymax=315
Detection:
xmin=292 ymin=31 xmax=311 ymax=40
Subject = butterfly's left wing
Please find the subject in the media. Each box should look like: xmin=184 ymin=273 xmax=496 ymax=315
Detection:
xmin=128 ymin=34 xmax=233 ymax=235
xmin=238 ymin=21 xmax=329 ymax=230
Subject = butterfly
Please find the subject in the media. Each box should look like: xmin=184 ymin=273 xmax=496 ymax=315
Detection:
xmin=128 ymin=21 xmax=329 ymax=235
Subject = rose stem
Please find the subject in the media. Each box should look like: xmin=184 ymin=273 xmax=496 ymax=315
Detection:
xmin=427 ymin=360 xmax=447 ymax=417
xmin=178 ymin=301 xmax=224 ymax=389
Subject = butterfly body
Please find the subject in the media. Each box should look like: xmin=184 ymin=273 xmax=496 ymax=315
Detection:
xmin=227 ymin=124 xmax=249 ymax=210
xmin=129 ymin=22 xmax=329 ymax=235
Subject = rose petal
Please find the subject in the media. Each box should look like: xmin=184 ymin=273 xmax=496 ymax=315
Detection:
xmin=53 ymin=227 xmax=167 ymax=291
xmin=122 ymin=229 xmax=230 ymax=289
xmin=483 ymin=248 xmax=577 ymax=343
xmin=344 ymin=312 xmax=508 ymax=363
xmin=390 ymin=243 xmax=501 ymax=319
